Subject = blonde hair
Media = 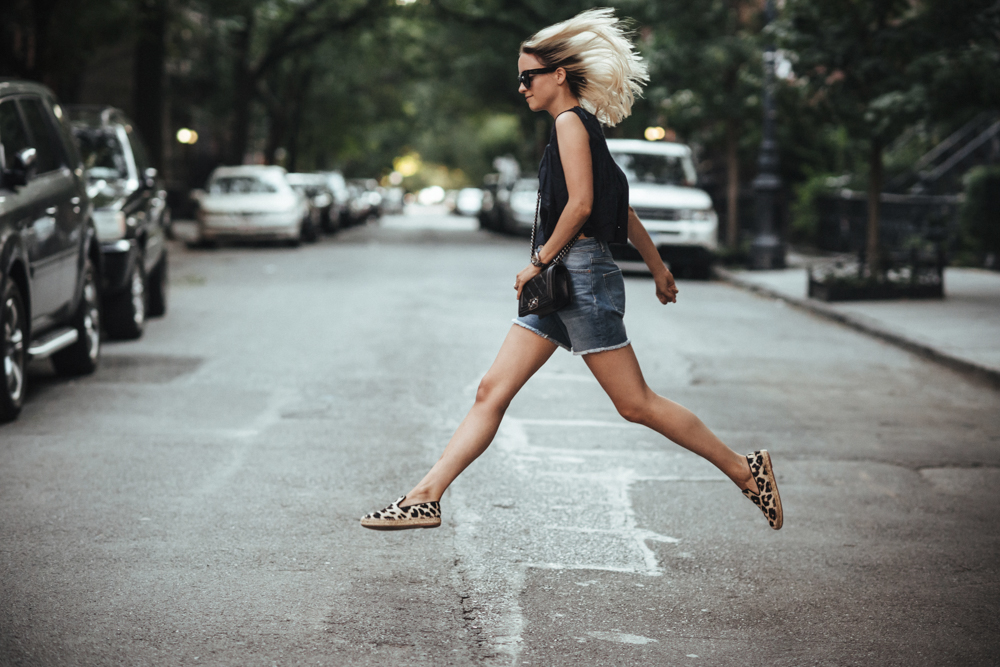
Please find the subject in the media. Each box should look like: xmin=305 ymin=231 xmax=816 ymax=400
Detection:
xmin=521 ymin=7 xmax=648 ymax=127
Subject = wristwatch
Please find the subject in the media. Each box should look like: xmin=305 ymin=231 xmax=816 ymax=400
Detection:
xmin=530 ymin=249 xmax=547 ymax=268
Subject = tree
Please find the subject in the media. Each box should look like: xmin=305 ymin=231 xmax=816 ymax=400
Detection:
xmin=134 ymin=0 xmax=168 ymax=166
xmin=781 ymin=0 xmax=930 ymax=275
xmin=633 ymin=0 xmax=763 ymax=248
xmin=179 ymin=0 xmax=383 ymax=165
xmin=909 ymin=0 xmax=1000 ymax=124
xmin=0 ymin=0 xmax=132 ymax=101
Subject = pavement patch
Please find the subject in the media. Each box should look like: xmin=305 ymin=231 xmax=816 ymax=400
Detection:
xmin=89 ymin=354 xmax=203 ymax=383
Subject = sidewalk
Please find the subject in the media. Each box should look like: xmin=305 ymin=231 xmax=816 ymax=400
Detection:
xmin=716 ymin=259 xmax=1000 ymax=388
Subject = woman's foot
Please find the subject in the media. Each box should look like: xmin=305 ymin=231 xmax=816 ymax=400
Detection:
xmin=360 ymin=496 xmax=442 ymax=531
xmin=741 ymin=450 xmax=783 ymax=530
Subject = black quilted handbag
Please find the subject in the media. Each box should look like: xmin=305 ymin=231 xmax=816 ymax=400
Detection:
xmin=518 ymin=193 xmax=576 ymax=318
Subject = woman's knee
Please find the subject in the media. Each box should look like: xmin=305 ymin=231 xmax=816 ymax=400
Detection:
xmin=615 ymin=397 xmax=650 ymax=424
xmin=475 ymin=375 xmax=512 ymax=412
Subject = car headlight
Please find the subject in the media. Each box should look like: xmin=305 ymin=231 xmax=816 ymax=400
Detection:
xmin=93 ymin=210 xmax=127 ymax=241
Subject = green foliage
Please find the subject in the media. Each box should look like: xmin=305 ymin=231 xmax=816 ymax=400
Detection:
xmin=624 ymin=0 xmax=764 ymax=171
xmin=6 ymin=0 xmax=998 ymax=204
xmin=960 ymin=166 xmax=1000 ymax=258
xmin=789 ymin=173 xmax=836 ymax=245
xmin=0 ymin=0 xmax=134 ymax=99
xmin=778 ymin=0 xmax=930 ymax=149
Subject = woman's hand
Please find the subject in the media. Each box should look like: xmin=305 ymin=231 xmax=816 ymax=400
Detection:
xmin=654 ymin=267 xmax=679 ymax=304
xmin=515 ymin=264 xmax=543 ymax=299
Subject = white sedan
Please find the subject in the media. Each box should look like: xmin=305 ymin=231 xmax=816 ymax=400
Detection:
xmin=197 ymin=166 xmax=310 ymax=245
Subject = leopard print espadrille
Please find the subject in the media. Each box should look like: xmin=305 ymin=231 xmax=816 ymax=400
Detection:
xmin=360 ymin=496 xmax=441 ymax=530
xmin=742 ymin=450 xmax=783 ymax=530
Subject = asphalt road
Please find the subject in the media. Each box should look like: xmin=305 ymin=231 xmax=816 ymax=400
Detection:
xmin=2 ymin=209 xmax=998 ymax=666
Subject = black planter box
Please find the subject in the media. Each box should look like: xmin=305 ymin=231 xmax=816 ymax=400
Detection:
xmin=808 ymin=278 xmax=944 ymax=301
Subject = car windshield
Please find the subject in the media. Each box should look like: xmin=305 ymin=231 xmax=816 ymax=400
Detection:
xmin=209 ymin=176 xmax=278 ymax=194
xmin=610 ymin=152 xmax=694 ymax=187
xmin=75 ymin=129 xmax=129 ymax=180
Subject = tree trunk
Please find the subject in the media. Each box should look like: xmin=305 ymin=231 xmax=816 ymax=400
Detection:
xmin=264 ymin=106 xmax=286 ymax=166
xmin=133 ymin=0 xmax=166 ymax=167
xmin=866 ymin=138 xmax=883 ymax=278
xmin=229 ymin=10 xmax=255 ymax=165
xmin=286 ymin=67 xmax=313 ymax=173
xmin=725 ymin=119 xmax=740 ymax=248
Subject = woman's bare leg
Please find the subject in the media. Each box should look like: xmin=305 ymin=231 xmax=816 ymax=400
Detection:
xmin=403 ymin=325 xmax=558 ymax=505
xmin=583 ymin=344 xmax=758 ymax=493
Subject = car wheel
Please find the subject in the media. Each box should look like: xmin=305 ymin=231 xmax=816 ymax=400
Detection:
xmin=1 ymin=279 xmax=27 ymax=422
xmin=322 ymin=209 xmax=340 ymax=234
xmin=52 ymin=258 xmax=101 ymax=377
xmin=163 ymin=207 xmax=174 ymax=240
xmin=303 ymin=217 xmax=319 ymax=243
xmin=690 ymin=263 xmax=713 ymax=280
xmin=286 ymin=223 xmax=303 ymax=248
xmin=147 ymin=251 xmax=168 ymax=318
xmin=105 ymin=256 xmax=146 ymax=340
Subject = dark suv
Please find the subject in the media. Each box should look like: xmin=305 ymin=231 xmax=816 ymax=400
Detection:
xmin=67 ymin=106 xmax=168 ymax=339
xmin=0 ymin=80 xmax=102 ymax=422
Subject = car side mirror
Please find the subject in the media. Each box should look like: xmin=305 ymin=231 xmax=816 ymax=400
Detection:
xmin=4 ymin=147 xmax=37 ymax=188
xmin=144 ymin=167 xmax=158 ymax=189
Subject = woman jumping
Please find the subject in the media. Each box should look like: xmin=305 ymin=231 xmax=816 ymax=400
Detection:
xmin=362 ymin=8 xmax=782 ymax=532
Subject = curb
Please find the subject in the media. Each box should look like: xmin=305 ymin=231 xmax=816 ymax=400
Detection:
xmin=714 ymin=266 xmax=1000 ymax=391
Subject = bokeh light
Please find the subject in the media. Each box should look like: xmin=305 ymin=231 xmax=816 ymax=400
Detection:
xmin=644 ymin=126 xmax=666 ymax=141
xmin=176 ymin=128 xmax=199 ymax=144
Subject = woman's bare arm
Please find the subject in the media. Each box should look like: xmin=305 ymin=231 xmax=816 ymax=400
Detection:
xmin=539 ymin=111 xmax=592 ymax=263
xmin=515 ymin=111 xmax=592 ymax=298
xmin=628 ymin=207 xmax=678 ymax=304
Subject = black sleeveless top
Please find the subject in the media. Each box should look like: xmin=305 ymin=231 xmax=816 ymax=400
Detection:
xmin=537 ymin=107 xmax=629 ymax=245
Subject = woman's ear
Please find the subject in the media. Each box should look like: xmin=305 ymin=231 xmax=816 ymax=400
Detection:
xmin=555 ymin=67 xmax=568 ymax=85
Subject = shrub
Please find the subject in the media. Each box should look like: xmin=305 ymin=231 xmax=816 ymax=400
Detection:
xmin=789 ymin=173 xmax=842 ymax=246
xmin=960 ymin=166 xmax=1000 ymax=262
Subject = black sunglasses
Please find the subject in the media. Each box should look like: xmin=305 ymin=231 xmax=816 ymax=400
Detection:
xmin=518 ymin=67 xmax=556 ymax=89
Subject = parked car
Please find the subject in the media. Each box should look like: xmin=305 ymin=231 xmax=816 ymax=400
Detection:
xmin=501 ymin=178 xmax=539 ymax=235
xmin=381 ymin=186 xmax=405 ymax=215
xmin=319 ymin=171 xmax=350 ymax=227
xmin=454 ymin=187 xmax=484 ymax=217
xmin=1 ymin=80 xmax=102 ymax=422
xmin=195 ymin=166 xmax=310 ymax=246
xmin=478 ymin=157 xmax=521 ymax=233
xmin=345 ymin=179 xmax=382 ymax=224
xmin=286 ymin=172 xmax=334 ymax=235
xmin=606 ymin=139 xmax=718 ymax=278
xmin=67 ymin=105 xmax=169 ymax=339
xmin=477 ymin=173 xmax=503 ymax=231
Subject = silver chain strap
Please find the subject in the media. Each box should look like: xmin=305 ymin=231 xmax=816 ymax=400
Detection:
xmin=530 ymin=191 xmax=576 ymax=265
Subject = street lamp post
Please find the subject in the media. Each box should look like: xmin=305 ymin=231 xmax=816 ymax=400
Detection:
xmin=750 ymin=0 xmax=785 ymax=270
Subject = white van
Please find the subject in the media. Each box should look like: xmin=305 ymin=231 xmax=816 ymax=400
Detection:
xmin=607 ymin=139 xmax=718 ymax=278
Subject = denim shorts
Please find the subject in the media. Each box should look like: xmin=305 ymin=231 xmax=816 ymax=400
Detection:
xmin=513 ymin=238 xmax=630 ymax=355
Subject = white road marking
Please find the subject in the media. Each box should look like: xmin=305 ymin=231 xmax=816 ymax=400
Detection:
xmin=585 ymin=631 xmax=659 ymax=645
xmin=450 ymin=491 xmax=525 ymax=665
xmin=524 ymin=563 xmax=650 ymax=574
xmin=515 ymin=417 xmax=643 ymax=429
xmin=533 ymin=372 xmax=599 ymax=384
xmin=452 ymin=408 xmax=727 ymax=663
xmin=380 ymin=214 xmax=478 ymax=231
